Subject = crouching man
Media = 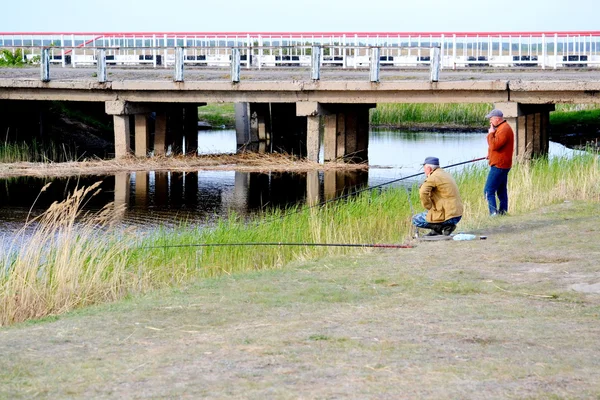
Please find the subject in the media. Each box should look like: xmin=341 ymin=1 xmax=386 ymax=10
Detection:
xmin=412 ymin=156 xmax=463 ymax=237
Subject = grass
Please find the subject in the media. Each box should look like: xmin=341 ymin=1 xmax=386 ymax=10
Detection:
xmin=370 ymin=103 xmax=492 ymax=127
xmin=1 ymin=200 xmax=600 ymax=398
xmin=197 ymin=103 xmax=236 ymax=127
xmin=0 ymin=139 xmax=80 ymax=163
xmin=1 ymin=151 xmax=599 ymax=326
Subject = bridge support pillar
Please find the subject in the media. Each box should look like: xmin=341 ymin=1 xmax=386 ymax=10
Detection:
xmin=494 ymin=102 xmax=554 ymax=160
xmin=154 ymin=112 xmax=167 ymax=156
xmin=183 ymin=105 xmax=198 ymax=155
xmin=134 ymin=114 xmax=150 ymax=157
xmin=235 ymin=103 xmax=251 ymax=147
xmin=112 ymin=115 xmax=132 ymax=158
xmin=321 ymin=104 xmax=374 ymax=162
xmin=168 ymin=106 xmax=184 ymax=154
xmin=250 ymin=103 xmax=271 ymax=143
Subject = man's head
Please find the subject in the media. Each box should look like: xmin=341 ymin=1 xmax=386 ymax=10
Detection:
xmin=422 ymin=156 xmax=439 ymax=177
xmin=485 ymin=108 xmax=504 ymax=125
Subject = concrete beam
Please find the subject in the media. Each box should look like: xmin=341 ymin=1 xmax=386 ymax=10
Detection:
xmin=296 ymin=101 xmax=327 ymax=116
xmin=105 ymin=100 xmax=154 ymax=115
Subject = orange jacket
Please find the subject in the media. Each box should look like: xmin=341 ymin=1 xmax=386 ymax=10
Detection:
xmin=487 ymin=120 xmax=514 ymax=169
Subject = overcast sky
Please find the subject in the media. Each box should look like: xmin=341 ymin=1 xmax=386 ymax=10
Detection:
xmin=2 ymin=0 xmax=598 ymax=33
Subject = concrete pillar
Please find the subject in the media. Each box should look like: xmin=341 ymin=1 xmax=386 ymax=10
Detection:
xmin=154 ymin=112 xmax=167 ymax=156
xmin=134 ymin=114 xmax=150 ymax=157
xmin=323 ymin=114 xmax=338 ymax=161
xmin=183 ymin=105 xmax=198 ymax=155
xmin=249 ymin=103 xmax=271 ymax=143
xmin=321 ymin=104 xmax=373 ymax=162
xmin=306 ymin=115 xmax=321 ymax=162
xmin=306 ymin=170 xmax=320 ymax=206
xmin=112 ymin=115 xmax=131 ymax=158
xmin=336 ymin=113 xmax=346 ymax=159
xmin=168 ymin=107 xmax=184 ymax=154
xmin=494 ymin=102 xmax=554 ymax=160
xmin=235 ymin=102 xmax=251 ymax=146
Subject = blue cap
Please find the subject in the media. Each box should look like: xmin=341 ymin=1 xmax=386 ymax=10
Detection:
xmin=422 ymin=156 xmax=440 ymax=166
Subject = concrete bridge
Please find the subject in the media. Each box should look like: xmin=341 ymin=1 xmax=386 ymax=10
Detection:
xmin=1 ymin=65 xmax=600 ymax=162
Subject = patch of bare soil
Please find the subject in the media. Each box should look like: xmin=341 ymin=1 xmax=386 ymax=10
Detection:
xmin=1 ymin=201 xmax=599 ymax=399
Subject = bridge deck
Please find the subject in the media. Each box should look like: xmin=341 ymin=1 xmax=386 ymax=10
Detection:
xmin=2 ymin=66 xmax=600 ymax=82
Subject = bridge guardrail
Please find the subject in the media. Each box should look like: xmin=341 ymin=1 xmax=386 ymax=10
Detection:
xmin=5 ymin=44 xmax=445 ymax=83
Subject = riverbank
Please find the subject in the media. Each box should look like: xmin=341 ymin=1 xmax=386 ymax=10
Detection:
xmin=2 ymin=200 xmax=599 ymax=398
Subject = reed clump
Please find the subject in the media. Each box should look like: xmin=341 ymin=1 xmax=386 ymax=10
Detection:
xmin=0 ymin=183 xmax=131 ymax=326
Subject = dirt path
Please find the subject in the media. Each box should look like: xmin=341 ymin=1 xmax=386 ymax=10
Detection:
xmin=1 ymin=201 xmax=599 ymax=399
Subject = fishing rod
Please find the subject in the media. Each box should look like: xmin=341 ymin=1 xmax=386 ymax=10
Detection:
xmin=278 ymin=156 xmax=488 ymax=217
xmin=141 ymin=156 xmax=486 ymax=251
xmin=142 ymin=242 xmax=414 ymax=249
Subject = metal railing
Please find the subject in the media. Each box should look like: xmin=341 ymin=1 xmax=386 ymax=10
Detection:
xmin=19 ymin=44 xmax=445 ymax=83
xmin=1 ymin=31 xmax=599 ymax=70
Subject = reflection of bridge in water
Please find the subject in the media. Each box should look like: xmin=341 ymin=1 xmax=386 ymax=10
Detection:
xmin=0 ymin=169 xmax=369 ymax=227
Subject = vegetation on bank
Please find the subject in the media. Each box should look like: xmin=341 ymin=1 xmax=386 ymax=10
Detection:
xmin=197 ymin=102 xmax=600 ymax=130
xmin=197 ymin=103 xmax=236 ymax=127
xmin=0 ymin=139 xmax=81 ymax=163
xmin=2 ymin=152 xmax=599 ymax=325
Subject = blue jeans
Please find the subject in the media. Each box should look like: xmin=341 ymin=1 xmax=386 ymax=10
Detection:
xmin=484 ymin=166 xmax=510 ymax=215
xmin=412 ymin=212 xmax=462 ymax=229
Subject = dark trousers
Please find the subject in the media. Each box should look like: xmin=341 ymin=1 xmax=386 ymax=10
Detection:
xmin=484 ymin=166 xmax=510 ymax=215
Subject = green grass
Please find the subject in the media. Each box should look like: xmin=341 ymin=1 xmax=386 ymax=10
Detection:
xmin=197 ymin=103 xmax=236 ymax=127
xmin=370 ymin=103 xmax=492 ymax=127
xmin=550 ymin=107 xmax=600 ymax=126
xmin=0 ymin=139 xmax=80 ymax=163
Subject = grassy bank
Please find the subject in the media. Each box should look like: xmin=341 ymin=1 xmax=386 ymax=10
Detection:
xmin=197 ymin=103 xmax=236 ymax=127
xmin=0 ymin=140 xmax=80 ymax=163
xmin=2 ymin=152 xmax=599 ymax=325
xmin=2 ymin=201 xmax=599 ymax=398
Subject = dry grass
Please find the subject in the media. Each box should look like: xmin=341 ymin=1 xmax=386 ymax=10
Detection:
xmin=0 ymin=153 xmax=368 ymax=178
xmin=0 ymin=183 xmax=131 ymax=326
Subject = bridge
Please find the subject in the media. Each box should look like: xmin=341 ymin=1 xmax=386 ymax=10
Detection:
xmin=1 ymin=31 xmax=600 ymax=162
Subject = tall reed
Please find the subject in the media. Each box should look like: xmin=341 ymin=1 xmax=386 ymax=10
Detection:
xmin=0 ymin=183 xmax=130 ymax=325
xmin=370 ymin=103 xmax=492 ymax=127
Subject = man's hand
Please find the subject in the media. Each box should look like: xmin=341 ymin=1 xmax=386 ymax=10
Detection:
xmin=488 ymin=122 xmax=496 ymax=134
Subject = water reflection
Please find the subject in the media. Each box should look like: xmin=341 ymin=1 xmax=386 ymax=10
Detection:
xmin=0 ymin=169 xmax=369 ymax=229
xmin=0 ymin=129 xmax=579 ymax=231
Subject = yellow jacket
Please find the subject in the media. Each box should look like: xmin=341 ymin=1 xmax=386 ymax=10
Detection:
xmin=419 ymin=168 xmax=463 ymax=223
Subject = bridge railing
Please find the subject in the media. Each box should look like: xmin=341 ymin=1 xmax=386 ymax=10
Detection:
xmin=6 ymin=44 xmax=447 ymax=83
xmin=1 ymin=31 xmax=599 ymax=70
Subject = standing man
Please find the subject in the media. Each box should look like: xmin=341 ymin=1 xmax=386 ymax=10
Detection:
xmin=412 ymin=157 xmax=463 ymax=237
xmin=484 ymin=108 xmax=515 ymax=216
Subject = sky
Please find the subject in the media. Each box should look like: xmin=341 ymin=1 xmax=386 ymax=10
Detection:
xmin=1 ymin=0 xmax=598 ymax=33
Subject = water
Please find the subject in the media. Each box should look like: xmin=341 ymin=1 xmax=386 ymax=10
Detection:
xmin=0 ymin=129 xmax=578 ymax=234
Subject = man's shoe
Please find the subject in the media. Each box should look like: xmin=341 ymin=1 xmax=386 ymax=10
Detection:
xmin=442 ymin=225 xmax=456 ymax=236
xmin=424 ymin=230 xmax=442 ymax=237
